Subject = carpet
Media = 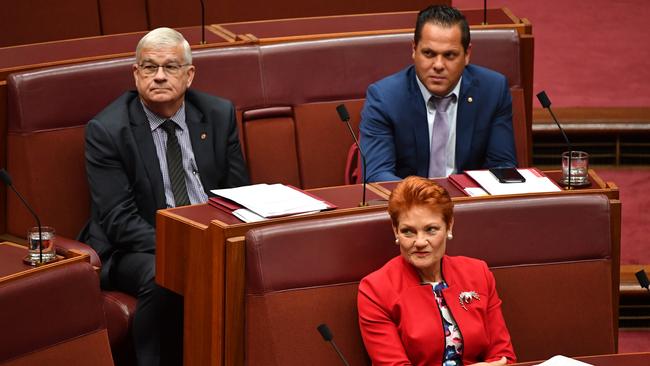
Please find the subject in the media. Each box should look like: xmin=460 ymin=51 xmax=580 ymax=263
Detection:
xmin=597 ymin=168 xmax=650 ymax=265
xmin=453 ymin=0 xmax=650 ymax=108
xmin=618 ymin=329 xmax=650 ymax=353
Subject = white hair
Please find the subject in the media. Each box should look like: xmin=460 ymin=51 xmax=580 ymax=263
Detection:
xmin=136 ymin=27 xmax=192 ymax=64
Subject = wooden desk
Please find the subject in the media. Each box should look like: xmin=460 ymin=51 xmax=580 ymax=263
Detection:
xmin=513 ymin=352 xmax=650 ymax=366
xmin=0 ymin=241 xmax=89 ymax=282
xmin=156 ymin=170 xmax=620 ymax=366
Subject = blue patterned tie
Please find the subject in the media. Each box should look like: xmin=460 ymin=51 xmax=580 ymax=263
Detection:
xmin=428 ymin=95 xmax=455 ymax=178
xmin=161 ymin=120 xmax=190 ymax=207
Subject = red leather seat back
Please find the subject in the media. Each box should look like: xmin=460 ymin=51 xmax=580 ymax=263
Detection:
xmin=294 ymin=99 xmax=365 ymax=188
xmin=241 ymin=107 xmax=301 ymax=186
xmin=0 ymin=255 xmax=109 ymax=364
xmin=6 ymin=59 xmax=133 ymax=238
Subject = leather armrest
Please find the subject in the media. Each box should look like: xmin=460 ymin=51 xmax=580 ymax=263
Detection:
xmin=56 ymin=236 xmax=102 ymax=268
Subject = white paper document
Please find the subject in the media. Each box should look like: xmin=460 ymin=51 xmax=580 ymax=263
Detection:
xmin=534 ymin=355 xmax=593 ymax=366
xmin=466 ymin=169 xmax=562 ymax=195
xmin=232 ymin=208 xmax=266 ymax=223
xmin=211 ymin=183 xmax=330 ymax=218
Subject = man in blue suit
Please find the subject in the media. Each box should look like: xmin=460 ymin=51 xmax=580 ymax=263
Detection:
xmin=360 ymin=5 xmax=517 ymax=182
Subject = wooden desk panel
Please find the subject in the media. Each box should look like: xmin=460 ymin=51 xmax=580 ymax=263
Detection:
xmin=0 ymin=26 xmax=239 ymax=81
xmin=216 ymin=8 xmax=529 ymax=44
xmin=156 ymin=170 xmax=620 ymax=366
xmin=0 ymin=241 xmax=89 ymax=283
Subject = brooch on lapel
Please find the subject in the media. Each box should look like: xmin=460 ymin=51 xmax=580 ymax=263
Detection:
xmin=459 ymin=291 xmax=480 ymax=310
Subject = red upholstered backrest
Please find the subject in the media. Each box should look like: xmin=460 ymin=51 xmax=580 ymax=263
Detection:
xmin=259 ymin=34 xmax=413 ymax=104
xmin=0 ymin=0 xmax=101 ymax=47
xmin=0 ymin=257 xmax=107 ymax=362
xmin=190 ymin=46 xmax=265 ymax=110
xmin=294 ymin=99 xmax=365 ymax=188
xmin=241 ymin=107 xmax=301 ymax=186
xmin=97 ymin=0 xmax=148 ymax=35
xmin=471 ymin=29 xmax=521 ymax=88
xmin=244 ymin=194 xmax=616 ymax=365
xmin=6 ymin=59 xmax=134 ymax=239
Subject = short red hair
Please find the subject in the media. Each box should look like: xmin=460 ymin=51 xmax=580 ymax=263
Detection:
xmin=388 ymin=176 xmax=454 ymax=227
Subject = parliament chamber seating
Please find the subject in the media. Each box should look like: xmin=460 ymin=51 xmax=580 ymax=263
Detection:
xmin=3 ymin=28 xmax=526 ymax=363
xmin=0 ymin=0 xmax=446 ymax=47
xmin=0 ymin=256 xmax=112 ymax=366
xmin=244 ymin=194 xmax=618 ymax=365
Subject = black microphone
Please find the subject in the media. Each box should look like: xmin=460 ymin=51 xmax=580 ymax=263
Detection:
xmin=636 ymin=270 xmax=650 ymax=293
xmin=336 ymin=104 xmax=368 ymax=206
xmin=0 ymin=169 xmax=43 ymax=262
xmin=200 ymin=0 xmax=206 ymax=45
xmin=317 ymin=323 xmax=350 ymax=366
xmin=482 ymin=0 xmax=488 ymax=25
xmin=536 ymin=91 xmax=574 ymax=189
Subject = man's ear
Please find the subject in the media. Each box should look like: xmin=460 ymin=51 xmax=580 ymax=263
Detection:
xmin=412 ymin=40 xmax=417 ymax=61
xmin=464 ymin=43 xmax=472 ymax=66
xmin=186 ymin=65 xmax=196 ymax=87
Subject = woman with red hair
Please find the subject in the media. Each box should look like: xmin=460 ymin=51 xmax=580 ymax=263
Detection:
xmin=358 ymin=176 xmax=516 ymax=365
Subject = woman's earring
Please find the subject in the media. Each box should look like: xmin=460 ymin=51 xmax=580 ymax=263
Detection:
xmin=447 ymin=232 xmax=453 ymax=240
xmin=395 ymin=238 xmax=399 ymax=245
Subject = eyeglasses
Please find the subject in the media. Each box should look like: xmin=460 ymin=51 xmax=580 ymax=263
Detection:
xmin=138 ymin=63 xmax=190 ymax=76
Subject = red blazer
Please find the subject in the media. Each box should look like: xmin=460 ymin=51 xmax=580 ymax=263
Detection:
xmin=358 ymin=255 xmax=516 ymax=365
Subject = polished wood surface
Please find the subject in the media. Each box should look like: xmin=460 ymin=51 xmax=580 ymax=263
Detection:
xmin=156 ymin=170 xmax=620 ymax=366
xmin=374 ymin=170 xmax=620 ymax=201
xmin=512 ymin=352 xmax=650 ymax=366
xmin=0 ymin=241 xmax=89 ymax=283
xmin=621 ymin=264 xmax=650 ymax=295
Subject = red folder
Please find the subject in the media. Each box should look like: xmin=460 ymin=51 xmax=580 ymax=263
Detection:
xmin=448 ymin=173 xmax=481 ymax=196
xmin=208 ymin=196 xmax=243 ymax=213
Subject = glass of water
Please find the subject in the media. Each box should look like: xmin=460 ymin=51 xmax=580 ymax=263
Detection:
xmin=561 ymin=151 xmax=590 ymax=187
xmin=25 ymin=226 xmax=57 ymax=265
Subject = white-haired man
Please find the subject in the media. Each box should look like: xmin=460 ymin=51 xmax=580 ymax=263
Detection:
xmin=80 ymin=27 xmax=249 ymax=366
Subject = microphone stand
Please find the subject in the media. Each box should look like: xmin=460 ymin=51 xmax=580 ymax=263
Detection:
xmin=200 ymin=0 xmax=206 ymax=45
xmin=342 ymin=120 xmax=367 ymax=206
xmin=317 ymin=324 xmax=350 ymax=366
xmin=545 ymin=105 xmax=573 ymax=190
xmin=0 ymin=169 xmax=43 ymax=263
xmin=483 ymin=0 xmax=488 ymax=25
xmin=536 ymin=91 xmax=573 ymax=190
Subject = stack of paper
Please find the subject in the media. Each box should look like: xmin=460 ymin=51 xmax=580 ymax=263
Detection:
xmin=465 ymin=168 xmax=562 ymax=195
xmin=210 ymin=184 xmax=334 ymax=222
xmin=534 ymin=355 xmax=593 ymax=366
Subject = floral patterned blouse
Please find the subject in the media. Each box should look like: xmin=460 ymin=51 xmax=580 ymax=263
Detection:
xmin=430 ymin=281 xmax=464 ymax=366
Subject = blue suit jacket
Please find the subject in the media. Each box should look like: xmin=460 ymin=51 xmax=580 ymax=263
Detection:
xmin=360 ymin=64 xmax=517 ymax=182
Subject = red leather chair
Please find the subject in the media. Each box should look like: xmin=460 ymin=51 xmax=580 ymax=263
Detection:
xmin=0 ymin=244 xmax=113 ymax=366
xmin=244 ymin=194 xmax=618 ymax=364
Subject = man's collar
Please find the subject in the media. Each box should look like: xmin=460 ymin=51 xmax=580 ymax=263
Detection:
xmin=141 ymin=100 xmax=187 ymax=131
xmin=415 ymin=72 xmax=462 ymax=105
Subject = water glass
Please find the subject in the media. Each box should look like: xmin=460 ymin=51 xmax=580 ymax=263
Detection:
xmin=26 ymin=226 xmax=57 ymax=265
xmin=561 ymin=151 xmax=590 ymax=186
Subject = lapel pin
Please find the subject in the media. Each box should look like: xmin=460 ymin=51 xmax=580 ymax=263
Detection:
xmin=467 ymin=97 xmax=474 ymax=103
xmin=459 ymin=291 xmax=480 ymax=310
xmin=200 ymin=133 xmax=207 ymax=140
